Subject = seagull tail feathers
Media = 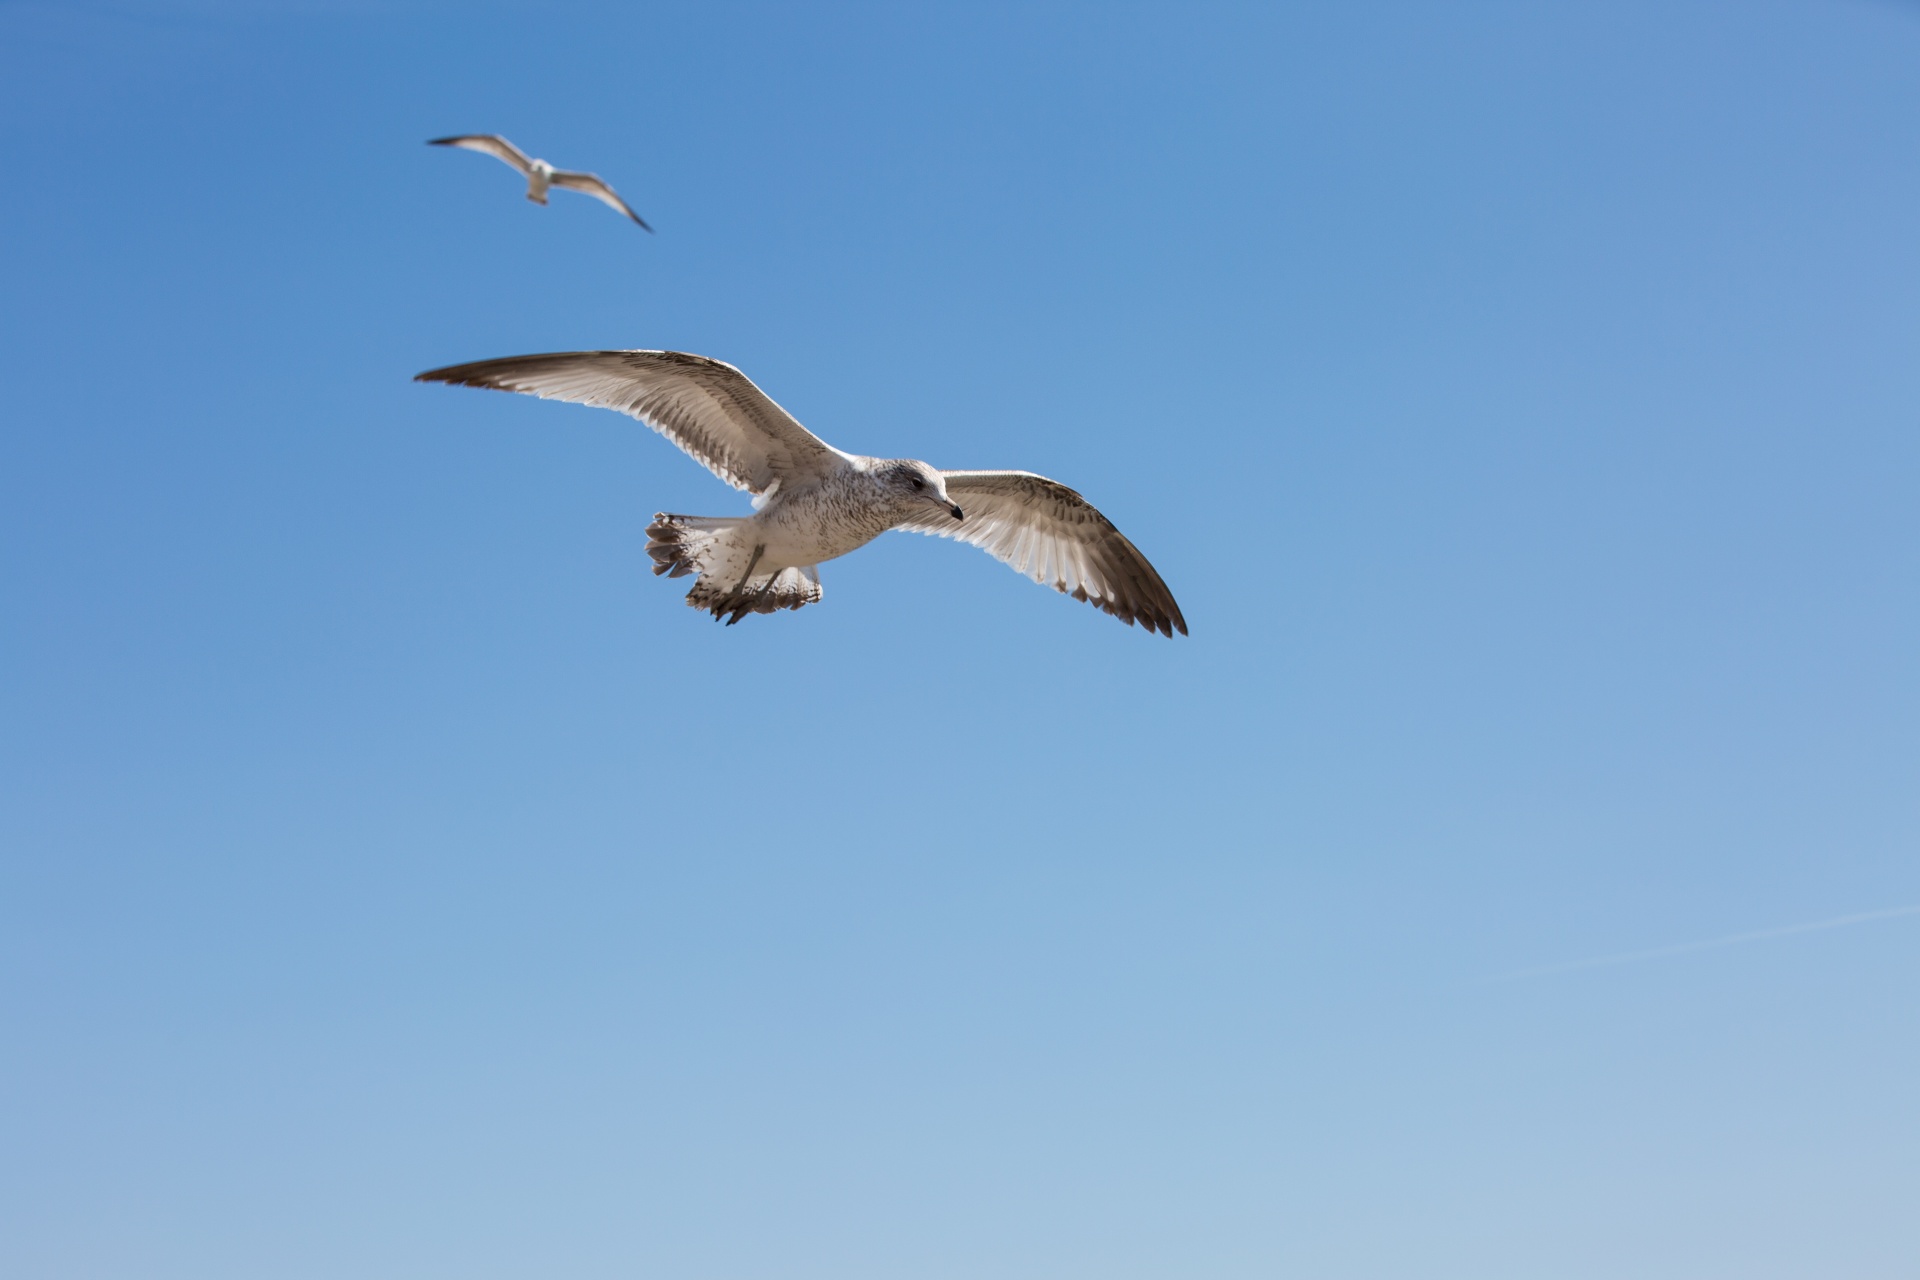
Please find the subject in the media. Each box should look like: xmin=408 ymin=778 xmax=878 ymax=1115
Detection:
xmin=646 ymin=515 xmax=823 ymax=625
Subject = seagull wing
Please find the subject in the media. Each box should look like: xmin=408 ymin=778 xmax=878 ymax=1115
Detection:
xmin=414 ymin=350 xmax=851 ymax=496
xmin=896 ymin=470 xmax=1187 ymax=636
xmin=549 ymin=169 xmax=653 ymax=231
xmin=427 ymin=134 xmax=534 ymax=175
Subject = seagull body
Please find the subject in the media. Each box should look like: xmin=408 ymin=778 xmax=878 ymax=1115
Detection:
xmin=428 ymin=134 xmax=652 ymax=231
xmin=416 ymin=350 xmax=1187 ymax=635
xmin=524 ymin=158 xmax=555 ymax=204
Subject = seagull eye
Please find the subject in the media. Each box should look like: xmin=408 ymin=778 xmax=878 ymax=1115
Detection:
xmin=908 ymin=476 xmax=925 ymax=491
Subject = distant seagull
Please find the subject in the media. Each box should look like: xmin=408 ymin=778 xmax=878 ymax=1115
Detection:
xmin=416 ymin=351 xmax=1187 ymax=634
xmin=427 ymin=134 xmax=652 ymax=231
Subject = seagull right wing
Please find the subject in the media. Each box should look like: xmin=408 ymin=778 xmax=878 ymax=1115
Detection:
xmin=549 ymin=169 xmax=653 ymax=231
xmin=427 ymin=134 xmax=534 ymax=175
xmin=414 ymin=350 xmax=852 ymax=496
xmin=896 ymin=470 xmax=1187 ymax=636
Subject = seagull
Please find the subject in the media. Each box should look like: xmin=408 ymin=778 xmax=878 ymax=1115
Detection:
xmin=427 ymin=134 xmax=652 ymax=231
xmin=415 ymin=350 xmax=1187 ymax=635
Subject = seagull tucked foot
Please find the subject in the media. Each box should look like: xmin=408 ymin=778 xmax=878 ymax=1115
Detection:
xmin=734 ymin=543 xmax=767 ymax=591
xmin=695 ymin=565 xmax=822 ymax=625
xmin=646 ymin=514 xmax=822 ymax=623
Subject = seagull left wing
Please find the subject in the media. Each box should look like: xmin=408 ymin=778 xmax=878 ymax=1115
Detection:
xmin=897 ymin=470 xmax=1187 ymax=636
xmin=428 ymin=134 xmax=534 ymax=174
xmin=550 ymin=169 xmax=653 ymax=231
xmin=414 ymin=350 xmax=850 ymax=496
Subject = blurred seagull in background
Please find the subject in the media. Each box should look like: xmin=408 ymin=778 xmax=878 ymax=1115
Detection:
xmin=416 ymin=350 xmax=1187 ymax=634
xmin=427 ymin=134 xmax=653 ymax=231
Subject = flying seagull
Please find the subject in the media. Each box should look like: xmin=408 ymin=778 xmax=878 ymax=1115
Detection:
xmin=427 ymin=134 xmax=652 ymax=231
xmin=415 ymin=350 xmax=1187 ymax=635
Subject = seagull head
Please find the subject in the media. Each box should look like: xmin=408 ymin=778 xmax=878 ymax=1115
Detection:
xmin=883 ymin=459 xmax=964 ymax=522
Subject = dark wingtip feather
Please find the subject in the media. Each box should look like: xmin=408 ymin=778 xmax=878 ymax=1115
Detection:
xmin=414 ymin=361 xmax=502 ymax=388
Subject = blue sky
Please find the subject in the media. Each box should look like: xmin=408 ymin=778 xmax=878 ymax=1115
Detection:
xmin=2 ymin=1 xmax=1916 ymax=1276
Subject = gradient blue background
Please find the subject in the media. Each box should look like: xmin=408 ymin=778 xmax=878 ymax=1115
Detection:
xmin=3 ymin=2 xmax=1917 ymax=1276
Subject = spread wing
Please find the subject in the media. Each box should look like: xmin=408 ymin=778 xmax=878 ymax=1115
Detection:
xmin=550 ymin=169 xmax=653 ymax=231
xmin=898 ymin=470 xmax=1187 ymax=637
xmin=414 ymin=350 xmax=851 ymax=495
xmin=427 ymin=134 xmax=534 ymax=175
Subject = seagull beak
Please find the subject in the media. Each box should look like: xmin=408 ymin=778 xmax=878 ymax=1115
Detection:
xmin=948 ymin=503 xmax=965 ymax=521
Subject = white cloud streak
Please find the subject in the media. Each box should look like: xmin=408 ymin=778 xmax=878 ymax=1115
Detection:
xmin=1493 ymin=903 xmax=1920 ymax=981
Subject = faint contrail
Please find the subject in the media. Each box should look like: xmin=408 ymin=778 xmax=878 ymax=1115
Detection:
xmin=1492 ymin=903 xmax=1920 ymax=981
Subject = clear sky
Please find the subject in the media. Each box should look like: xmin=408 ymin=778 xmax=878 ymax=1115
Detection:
xmin=2 ymin=2 xmax=1917 ymax=1276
